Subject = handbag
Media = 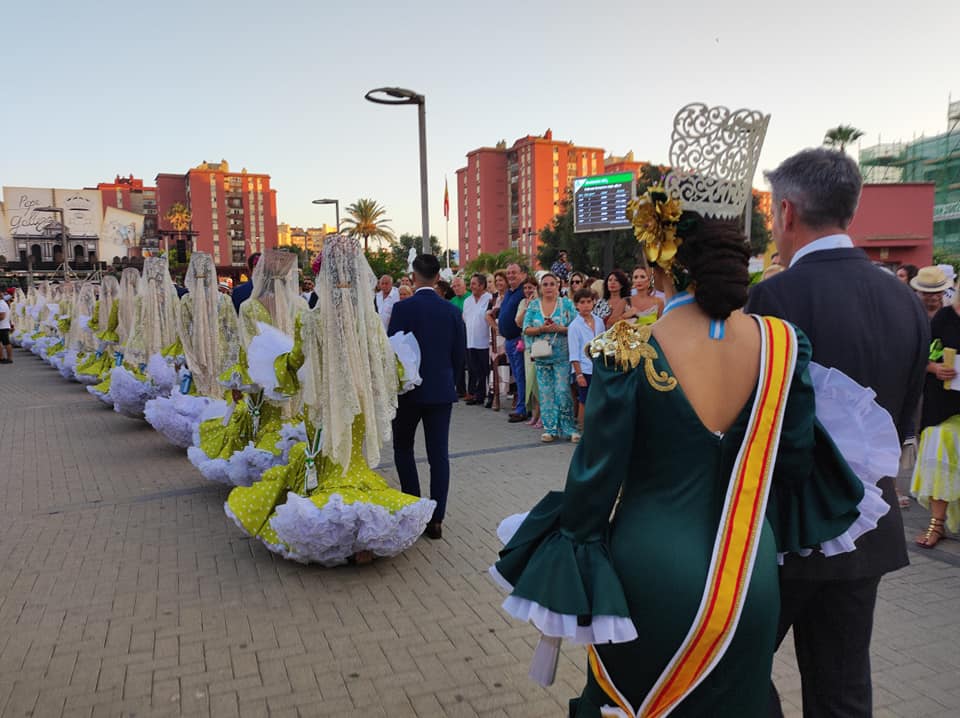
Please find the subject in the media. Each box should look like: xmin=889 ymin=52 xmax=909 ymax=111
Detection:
xmin=530 ymin=335 xmax=553 ymax=359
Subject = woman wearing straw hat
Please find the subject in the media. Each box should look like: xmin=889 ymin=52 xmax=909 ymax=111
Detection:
xmin=911 ymin=265 xmax=960 ymax=547
xmin=910 ymin=265 xmax=953 ymax=320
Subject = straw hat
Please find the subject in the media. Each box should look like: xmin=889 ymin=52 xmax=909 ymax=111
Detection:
xmin=910 ymin=266 xmax=953 ymax=293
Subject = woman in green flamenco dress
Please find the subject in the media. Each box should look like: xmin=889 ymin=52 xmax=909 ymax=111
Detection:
xmin=490 ymin=186 xmax=894 ymax=715
xmin=225 ymin=234 xmax=435 ymax=565
xmin=104 ymin=258 xmax=180 ymax=418
xmin=87 ymin=268 xmax=140 ymax=399
xmin=37 ymin=281 xmax=75 ymax=361
xmin=145 ymin=252 xmax=240 ymax=448
xmin=54 ymin=282 xmax=98 ymax=380
xmin=75 ymin=275 xmax=121 ymax=384
xmin=188 ymin=249 xmax=308 ymax=486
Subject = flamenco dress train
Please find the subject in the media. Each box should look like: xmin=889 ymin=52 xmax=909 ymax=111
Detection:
xmin=226 ymin=416 xmax=435 ymax=566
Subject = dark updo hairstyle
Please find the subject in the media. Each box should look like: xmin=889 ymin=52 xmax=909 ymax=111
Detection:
xmin=674 ymin=212 xmax=750 ymax=320
xmin=603 ymin=269 xmax=631 ymax=300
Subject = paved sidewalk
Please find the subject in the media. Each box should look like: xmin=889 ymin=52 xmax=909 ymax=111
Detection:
xmin=1 ymin=349 xmax=959 ymax=717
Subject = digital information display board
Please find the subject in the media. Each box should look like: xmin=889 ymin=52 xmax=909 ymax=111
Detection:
xmin=573 ymin=172 xmax=635 ymax=233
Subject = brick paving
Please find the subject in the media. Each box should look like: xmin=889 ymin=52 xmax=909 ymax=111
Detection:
xmin=1 ymin=347 xmax=959 ymax=717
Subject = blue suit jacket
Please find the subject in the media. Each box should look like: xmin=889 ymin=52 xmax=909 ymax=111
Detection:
xmin=388 ymin=288 xmax=466 ymax=405
xmin=232 ymin=281 xmax=253 ymax=313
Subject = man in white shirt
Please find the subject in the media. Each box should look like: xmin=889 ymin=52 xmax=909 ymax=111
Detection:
xmin=0 ymin=294 xmax=12 ymax=364
xmin=462 ymin=273 xmax=493 ymax=404
xmin=373 ymin=275 xmax=399 ymax=330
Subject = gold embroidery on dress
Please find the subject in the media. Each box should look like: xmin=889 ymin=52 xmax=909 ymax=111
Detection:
xmin=588 ymin=321 xmax=677 ymax=392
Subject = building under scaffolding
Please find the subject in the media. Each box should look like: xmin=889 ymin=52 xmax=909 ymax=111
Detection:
xmin=860 ymin=99 xmax=960 ymax=253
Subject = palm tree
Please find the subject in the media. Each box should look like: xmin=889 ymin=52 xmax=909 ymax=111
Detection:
xmin=165 ymin=202 xmax=191 ymax=256
xmin=341 ymin=198 xmax=396 ymax=253
xmin=823 ymin=125 xmax=865 ymax=153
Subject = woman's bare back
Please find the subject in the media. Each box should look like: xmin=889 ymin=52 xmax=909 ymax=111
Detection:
xmin=652 ymin=307 xmax=761 ymax=435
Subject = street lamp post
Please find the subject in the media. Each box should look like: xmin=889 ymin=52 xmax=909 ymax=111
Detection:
xmin=365 ymin=87 xmax=430 ymax=255
xmin=312 ymin=198 xmax=340 ymax=231
xmin=35 ymin=206 xmax=70 ymax=279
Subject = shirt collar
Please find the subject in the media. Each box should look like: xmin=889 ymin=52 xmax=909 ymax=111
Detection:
xmin=415 ymin=286 xmax=435 ymax=294
xmin=789 ymin=234 xmax=854 ymax=267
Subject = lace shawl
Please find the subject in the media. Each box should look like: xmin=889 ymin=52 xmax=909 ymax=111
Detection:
xmin=124 ymin=257 xmax=179 ymax=367
xmin=118 ymin=268 xmax=140 ymax=345
xmin=178 ymin=252 xmax=240 ymax=397
xmin=301 ymin=235 xmax=398 ymax=474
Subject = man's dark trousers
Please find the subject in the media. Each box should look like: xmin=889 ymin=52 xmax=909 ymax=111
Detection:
xmin=466 ymin=348 xmax=489 ymax=400
xmin=392 ymin=397 xmax=452 ymax=523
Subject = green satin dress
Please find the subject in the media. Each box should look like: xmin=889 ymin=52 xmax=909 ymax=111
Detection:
xmin=495 ymin=323 xmax=865 ymax=717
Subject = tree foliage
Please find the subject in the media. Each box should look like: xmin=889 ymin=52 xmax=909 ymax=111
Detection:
xmin=464 ymin=249 xmax=529 ymax=275
xmin=364 ymin=233 xmax=447 ymax=279
xmin=536 ymin=192 xmax=642 ymax=277
xmin=823 ymin=125 xmax=865 ymax=153
xmin=749 ymin=193 xmax=772 ymax=256
xmin=165 ymin=202 xmax=191 ymax=232
xmin=341 ymin=198 xmax=396 ymax=252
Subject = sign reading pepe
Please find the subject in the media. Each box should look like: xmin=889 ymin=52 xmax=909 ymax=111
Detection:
xmin=3 ymin=187 xmax=54 ymax=237
xmin=2 ymin=187 xmax=104 ymax=238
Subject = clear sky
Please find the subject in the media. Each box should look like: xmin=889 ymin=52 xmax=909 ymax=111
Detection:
xmin=2 ymin=0 xmax=957 ymax=247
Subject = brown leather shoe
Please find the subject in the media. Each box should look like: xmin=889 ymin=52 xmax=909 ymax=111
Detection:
xmin=424 ymin=522 xmax=443 ymax=540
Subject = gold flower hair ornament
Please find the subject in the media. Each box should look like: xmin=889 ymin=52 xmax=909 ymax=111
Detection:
xmin=626 ymin=187 xmax=683 ymax=272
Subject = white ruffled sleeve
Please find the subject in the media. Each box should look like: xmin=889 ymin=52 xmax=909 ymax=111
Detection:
xmin=793 ymin=362 xmax=896 ymax=558
xmin=389 ymin=331 xmax=422 ymax=394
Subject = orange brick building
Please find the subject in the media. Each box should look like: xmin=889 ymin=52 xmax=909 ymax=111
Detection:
xmin=457 ymin=130 xmax=611 ymax=264
xmin=156 ymin=160 xmax=278 ymax=267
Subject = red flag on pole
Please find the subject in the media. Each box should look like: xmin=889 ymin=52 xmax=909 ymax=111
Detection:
xmin=443 ymin=177 xmax=450 ymax=220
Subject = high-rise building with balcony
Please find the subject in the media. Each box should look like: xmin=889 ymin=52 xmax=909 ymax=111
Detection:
xmin=156 ymin=159 xmax=278 ymax=266
xmin=456 ymin=130 xmax=608 ymax=264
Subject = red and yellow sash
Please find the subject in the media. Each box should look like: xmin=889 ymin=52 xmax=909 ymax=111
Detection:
xmin=589 ymin=316 xmax=799 ymax=718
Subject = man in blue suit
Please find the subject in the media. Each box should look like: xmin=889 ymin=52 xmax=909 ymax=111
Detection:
xmin=388 ymin=254 xmax=466 ymax=540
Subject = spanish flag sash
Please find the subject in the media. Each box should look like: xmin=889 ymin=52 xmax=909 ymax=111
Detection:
xmin=589 ymin=316 xmax=799 ymax=718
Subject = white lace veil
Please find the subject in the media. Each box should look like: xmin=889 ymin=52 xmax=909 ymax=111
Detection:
xmin=301 ymin=234 xmax=398 ymax=473
xmin=67 ymin=283 xmax=97 ymax=350
xmin=98 ymin=275 xmax=120 ymax=329
xmin=118 ymin=268 xmax=140 ymax=345
xmin=178 ymin=252 xmax=240 ymax=397
xmin=125 ymin=257 xmax=179 ymax=367
xmin=241 ymin=249 xmax=305 ymax=346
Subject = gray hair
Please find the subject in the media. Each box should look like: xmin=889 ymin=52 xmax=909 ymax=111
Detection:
xmin=764 ymin=148 xmax=862 ymax=230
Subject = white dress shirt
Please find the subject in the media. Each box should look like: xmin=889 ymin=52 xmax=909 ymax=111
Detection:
xmin=374 ymin=287 xmax=400 ymax=329
xmin=567 ymin=313 xmax=605 ymax=375
xmin=462 ymin=291 xmax=493 ymax=349
xmin=789 ymin=234 xmax=854 ymax=267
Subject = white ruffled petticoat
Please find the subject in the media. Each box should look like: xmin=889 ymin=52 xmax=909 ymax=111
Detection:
xmin=145 ymin=391 xmax=228 ymax=449
xmin=242 ymin=492 xmax=437 ymax=567
xmin=187 ymin=417 xmax=306 ymax=487
xmin=56 ymin=350 xmax=79 ymax=381
xmin=109 ymin=354 xmax=177 ymax=419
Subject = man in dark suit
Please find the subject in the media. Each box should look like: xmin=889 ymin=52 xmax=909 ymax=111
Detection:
xmin=231 ymin=252 xmax=261 ymax=312
xmin=746 ymin=148 xmax=929 ymax=718
xmin=388 ymin=254 xmax=466 ymax=540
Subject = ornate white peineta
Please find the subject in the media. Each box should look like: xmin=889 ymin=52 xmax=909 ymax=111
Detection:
xmin=664 ymin=103 xmax=770 ymax=219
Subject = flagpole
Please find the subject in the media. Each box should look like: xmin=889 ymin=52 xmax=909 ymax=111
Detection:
xmin=443 ymin=174 xmax=451 ymax=269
